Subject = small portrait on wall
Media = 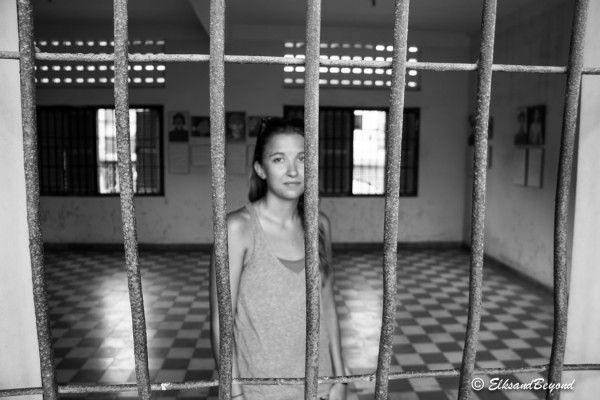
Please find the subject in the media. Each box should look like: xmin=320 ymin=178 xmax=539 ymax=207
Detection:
xmin=514 ymin=107 xmax=529 ymax=145
xmin=168 ymin=111 xmax=190 ymax=143
xmin=226 ymin=111 xmax=246 ymax=143
xmin=514 ymin=105 xmax=545 ymax=146
xmin=467 ymin=114 xmax=494 ymax=146
xmin=191 ymin=116 xmax=210 ymax=138
xmin=527 ymin=105 xmax=545 ymax=145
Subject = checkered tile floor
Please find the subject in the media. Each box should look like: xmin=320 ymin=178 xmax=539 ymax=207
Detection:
xmin=43 ymin=247 xmax=553 ymax=400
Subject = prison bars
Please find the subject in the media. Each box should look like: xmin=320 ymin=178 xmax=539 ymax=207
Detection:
xmin=547 ymin=0 xmax=590 ymax=399
xmin=3 ymin=49 xmax=600 ymax=75
xmin=15 ymin=0 xmax=58 ymax=399
xmin=113 ymin=0 xmax=154 ymax=398
xmin=208 ymin=0 xmax=236 ymax=399
xmin=303 ymin=0 xmax=323 ymax=398
xmin=1 ymin=0 xmax=597 ymax=399
xmin=373 ymin=0 xmax=410 ymax=399
xmin=457 ymin=0 xmax=497 ymax=398
xmin=3 ymin=363 xmax=600 ymax=398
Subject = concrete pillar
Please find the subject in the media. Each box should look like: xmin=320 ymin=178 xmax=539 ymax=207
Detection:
xmin=0 ymin=1 xmax=43 ymax=398
xmin=563 ymin=0 xmax=600 ymax=398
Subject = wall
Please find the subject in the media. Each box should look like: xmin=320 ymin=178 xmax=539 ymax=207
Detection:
xmin=464 ymin=0 xmax=574 ymax=288
xmin=0 ymin=2 xmax=43 ymax=397
xmin=35 ymin=20 xmax=471 ymax=244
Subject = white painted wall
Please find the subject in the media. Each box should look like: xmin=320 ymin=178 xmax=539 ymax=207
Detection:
xmin=0 ymin=2 xmax=43 ymax=397
xmin=35 ymin=22 xmax=471 ymax=244
xmin=464 ymin=0 xmax=575 ymax=288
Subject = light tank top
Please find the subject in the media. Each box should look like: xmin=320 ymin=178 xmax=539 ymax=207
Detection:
xmin=234 ymin=203 xmax=333 ymax=399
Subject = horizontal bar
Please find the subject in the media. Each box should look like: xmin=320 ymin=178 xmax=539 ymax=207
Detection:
xmin=3 ymin=363 xmax=600 ymax=397
xmin=2 ymin=50 xmax=600 ymax=74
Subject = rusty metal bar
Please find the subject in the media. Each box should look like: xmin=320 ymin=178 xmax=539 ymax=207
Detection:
xmin=3 ymin=50 xmax=600 ymax=75
xmin=303 ymin=0 xmax=322 ymax=398
xmin=15 ymin=0 xmax=58 ymax=399
xmin=373 ymin=1 xmax=410 ymax=399
xmin=3 ymin=363 xmax=600 ymax=398
xmin=113 ymin=0 xmax=152 ymax=398
xmin=457 ymin=0 xmax=497 ymax=399
xmin=208 ymin=0 xmax=233 ymax=399
xmin=547 ymin=0 xmax=589 ymax=399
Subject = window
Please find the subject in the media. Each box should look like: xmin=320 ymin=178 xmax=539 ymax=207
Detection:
xmin=37 ymin=106 xmax=163 ymax=196
xmin=284 ymin=106 xmax=419 ymax=196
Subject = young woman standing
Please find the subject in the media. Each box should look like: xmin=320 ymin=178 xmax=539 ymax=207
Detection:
xmin=210 ymin=118 xmax=347 ymax=400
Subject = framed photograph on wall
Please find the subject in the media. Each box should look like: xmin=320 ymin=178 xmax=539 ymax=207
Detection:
xmin=527 ymin=105 xmax=545 ymax=145
xmin=514 ymin=105 xmax=545 ymax=146
xmin=226 ymin=111 xmax=246 ymax=143
xmin=190 ymin=116 xmax=210 ymax=144
xmin=168 ymin=111 xmax=190 ymax=143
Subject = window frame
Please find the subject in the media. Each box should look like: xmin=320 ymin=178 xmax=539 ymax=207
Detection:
xmin=284 ymin=105 xmax=419 ymax=198
xmin=37 ymin=104 xmax=165 ymax=197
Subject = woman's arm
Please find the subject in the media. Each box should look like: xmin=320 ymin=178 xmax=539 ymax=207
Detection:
xmin=320 ymin=212 xmax=347 ymax=400
xmin=210 ymin=211 xmax=250 ymax=398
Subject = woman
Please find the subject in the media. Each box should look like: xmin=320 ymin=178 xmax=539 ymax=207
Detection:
xmin=210 ymin=118 xmax=347 ymax=400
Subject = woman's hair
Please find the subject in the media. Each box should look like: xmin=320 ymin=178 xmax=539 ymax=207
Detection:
xmin=249 ymin=117 xmax=332 ymax=282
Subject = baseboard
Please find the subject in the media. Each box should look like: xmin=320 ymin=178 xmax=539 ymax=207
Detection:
xmin=333 ymin=241 xmax=465 ymax=251
xmin=43 ymin=243 xmax=214 ymax=252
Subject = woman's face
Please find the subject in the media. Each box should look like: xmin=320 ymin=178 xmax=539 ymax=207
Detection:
xmin=255 ymin=133 xmax=305 ymax=201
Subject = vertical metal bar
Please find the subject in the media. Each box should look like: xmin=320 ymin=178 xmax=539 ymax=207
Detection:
xmin=304 ymin=0 xmax=322 ymax=398
xmin=373 ymin=0 xmax=409 ymax=399
xmin=15 ymin=1 xmax=59 ymax=398
xmin=546 ymin=0 xmax=589 ymax=399
xmin=113 ymin=0 xmax=152 ymax=398
xmin=458 ymin=0 xmax=497 ymax=398
xmin=209 ymin=0 xmax=233 ymax=399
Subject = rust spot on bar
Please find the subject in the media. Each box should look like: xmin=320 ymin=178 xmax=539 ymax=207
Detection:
xmin=15 ymin=0 xmax=58 ymax=399
xmin=547 ymin=0 xmax=589 ymax=399
xmin=457 ymin=0 xmax=497 ymax=399
xmin=113 ymin=0 xmax=152 ymax=399
xmin=303 ymin=0 xmax=322 ymax=398
xmin=373 ymin=1 xmax=410 ymax=399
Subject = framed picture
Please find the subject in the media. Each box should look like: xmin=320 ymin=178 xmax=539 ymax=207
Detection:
xmin=226 ymin=111 xmax=246 ymax=143
xmin=168 ymin=111 xmax=190 ymax=143
xmin=527 ymin=105 xmax=545 ymax=145
xmin=191 ymin=116 xmax=210 ymax=138
xmin=514 ymin=105 xmax=545 ymax=146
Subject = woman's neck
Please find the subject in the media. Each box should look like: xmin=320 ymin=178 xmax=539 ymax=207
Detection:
xmin=256 ymin=195 xmax=300 ymax=226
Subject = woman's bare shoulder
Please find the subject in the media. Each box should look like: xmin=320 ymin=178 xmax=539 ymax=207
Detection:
xmin=226 ymin=206 xmax=252 ymax=240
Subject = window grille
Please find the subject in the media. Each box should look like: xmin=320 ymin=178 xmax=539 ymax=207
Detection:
xmin=37 ymin=106 xmax=163 ymax=196
xmin=284 ymin=106 xmax=419 ymax=196
xmin=34 ymin=38 xmax=166 ymax=87
xmin=283 ymin=41 xmax=420 ymax=89
xmin=2 ymin=0 xmax=598 ymax=399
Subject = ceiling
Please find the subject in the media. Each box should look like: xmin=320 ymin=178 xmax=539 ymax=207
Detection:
xmin=33 ymin=0 xmax=536 ymax=34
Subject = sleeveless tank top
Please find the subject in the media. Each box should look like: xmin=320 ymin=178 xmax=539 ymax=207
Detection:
xmin=234 ymin=204 xmax=333 ymax=400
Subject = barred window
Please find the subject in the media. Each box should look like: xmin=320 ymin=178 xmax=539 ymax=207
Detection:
xmin=284 ymin=106 xmax=419 ymax=196
xmin=37 ymin=106 xmax=163 ymax=196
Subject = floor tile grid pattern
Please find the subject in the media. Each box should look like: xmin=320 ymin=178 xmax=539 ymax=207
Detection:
xmin=41 ymin=248 xmax=553 ymax=400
